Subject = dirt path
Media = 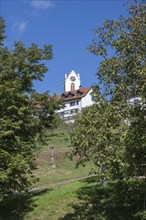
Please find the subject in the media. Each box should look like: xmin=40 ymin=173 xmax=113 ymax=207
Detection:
xmin=30 ymin=174 xmax=97 ymax=192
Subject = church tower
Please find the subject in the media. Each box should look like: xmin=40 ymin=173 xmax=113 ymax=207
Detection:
xmin=64 ymin=70 xmax=81 ymax=92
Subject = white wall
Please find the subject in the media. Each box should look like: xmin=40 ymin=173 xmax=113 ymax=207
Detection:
xmin=81 ymin=89 xmax=94 ymax=108
xmin=57 ymin=88 xmax=95 ymax=122
xmin=57 ymin=99 xmax=81 ymax=114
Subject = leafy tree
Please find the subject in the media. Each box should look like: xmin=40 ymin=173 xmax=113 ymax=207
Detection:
xmin=70 ymin=102 xmax=128 ymax=183
xmin=0 ymin=17 xmax=61 ymax=198
xmin=71 ymin=0 xmax=146 ymax=181
xmin=88 ymin=1 xmax=145 ymax=103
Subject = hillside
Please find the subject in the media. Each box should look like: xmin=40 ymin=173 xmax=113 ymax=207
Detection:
xmin=33 ymin=126 xmax=92 ymax=188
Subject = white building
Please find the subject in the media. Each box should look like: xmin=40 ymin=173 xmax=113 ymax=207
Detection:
xmin=57 ymin=70 xmax=95 ymax=123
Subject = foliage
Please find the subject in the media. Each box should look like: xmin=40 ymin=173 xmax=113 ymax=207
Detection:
xmin=124 ymin=104 xmax=146 ymax=177
xmin=88 ymin=1 xmax=146 ymax=102
xmin=70 ymin=103 xmax=128 ymax=181
xmin=70 ymin=0 xmax=146 ymax=180
xmin=0 ymin=17 xmax=61 ymax=198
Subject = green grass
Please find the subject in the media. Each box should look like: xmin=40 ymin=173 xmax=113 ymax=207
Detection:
xmin=33 ymin=127 xmax=92 ymax=188
xmin=0 ymin=128 xmax=145 ymax=220
xmin=0 ymin=180 xmax=91 ymax=220
xmin=25 ymin=181 xmax=84 ymax=220
xmin=0 ymin=178 xmax=145 ymax=220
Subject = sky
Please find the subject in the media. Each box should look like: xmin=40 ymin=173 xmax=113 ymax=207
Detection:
xmin=1 ymin=0 xmax=128 ymax=95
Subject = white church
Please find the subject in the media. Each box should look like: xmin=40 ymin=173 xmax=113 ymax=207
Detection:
xmin=57 ymin=70 xmax=95 ymax=123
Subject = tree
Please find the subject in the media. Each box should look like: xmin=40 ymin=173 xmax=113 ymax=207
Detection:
xmin=70 ymin=0 xmax=146 ymax=180
xmin=88 ymin=1 xmax=145 ymax=103
xmin=70 ymin=102 xmax=128 ymax=183
xmin=0 ymin=17 xmax=61 ymax=198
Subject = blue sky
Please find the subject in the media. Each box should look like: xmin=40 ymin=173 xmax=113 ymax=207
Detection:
xmin=1 ymin=0 xmax=128 ymax=95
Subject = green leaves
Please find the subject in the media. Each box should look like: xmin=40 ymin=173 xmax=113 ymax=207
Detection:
xmin=88 ymin=1 xmax=146 ymax=101
xmin=70 ymin=102 xmax=127 ymax=180
xmin=0 ymin=17 xmax=6 ymax=46
xmin=0 ymin=18 xmax=60 ymax=198
xmin=71 ymin=1 xmax=146 ymax=185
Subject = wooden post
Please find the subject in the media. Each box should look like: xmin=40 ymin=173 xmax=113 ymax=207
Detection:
xmin=50 ymin=146 xmax=56 ymax=168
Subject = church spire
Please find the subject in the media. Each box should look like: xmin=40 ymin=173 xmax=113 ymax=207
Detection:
xmin=64 ymin=70 xmax=81 ymax=92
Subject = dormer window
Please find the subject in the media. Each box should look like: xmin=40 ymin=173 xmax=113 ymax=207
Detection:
xmin=61 ymin=93 xmax=67 ymax=98
xmin=68 ymin=93 xmax=73 ymax=98
xmin=77 ymin=91 xmax=82 ymax=96
xmin=77 ymin=89 xmax=83 ymax=96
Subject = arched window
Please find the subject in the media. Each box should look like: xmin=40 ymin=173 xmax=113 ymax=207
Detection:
xmin=71 ymin=83 xmax=75 ymax=91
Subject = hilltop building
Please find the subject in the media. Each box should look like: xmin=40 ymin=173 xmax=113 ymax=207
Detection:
xmin=57 ymin=70 xmax=95 ymax=123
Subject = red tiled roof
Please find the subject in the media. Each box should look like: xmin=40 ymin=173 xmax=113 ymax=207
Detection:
xmin=58 ymin=87 xmax=91 ymax=101
xmin=35 ymin=87 xmax=91 ymax=109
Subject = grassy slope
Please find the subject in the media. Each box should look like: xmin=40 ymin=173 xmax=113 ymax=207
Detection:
xmin=0 ymin=180 xmax=91 ymax=220
xmin=0 ymin=178 xmax=145 ymax=220
xmin=33 ymin=127 xmax=92 ymax=188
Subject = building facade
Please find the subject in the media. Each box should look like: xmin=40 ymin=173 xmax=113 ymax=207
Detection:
xmin=57 ymin=70 xmax=95 ymax=123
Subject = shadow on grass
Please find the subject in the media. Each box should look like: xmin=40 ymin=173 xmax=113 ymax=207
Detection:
xmin=0 ymin=188 xmax=52 ymax=220
xmin=59 ymin=178 xmax=145 ymax=220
